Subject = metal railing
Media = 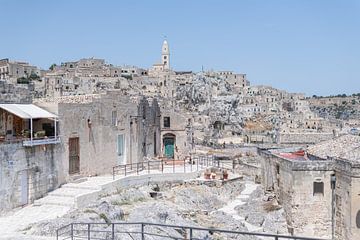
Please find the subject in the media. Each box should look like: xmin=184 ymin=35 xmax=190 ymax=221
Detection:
xmin=56 ymin=222 xmax=328 ymax=240
xmin=23 ymin=136 xmax=61 ymax=146
xmin=112 ymin=155 xmax=234 ymax=180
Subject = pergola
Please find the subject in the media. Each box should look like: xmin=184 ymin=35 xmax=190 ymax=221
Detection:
xmin=0 ymin=104 xmax=58 ymax=146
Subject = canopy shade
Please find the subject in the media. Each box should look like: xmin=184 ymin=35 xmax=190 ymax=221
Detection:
xmin=0 ymin=104 xmax=58 ymax=119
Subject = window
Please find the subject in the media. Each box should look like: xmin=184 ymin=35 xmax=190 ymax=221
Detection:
xmin=164 ymin=117 xmax=170 ymax=128
xmin=112 ymin=110 xmax=117 ymax=126
xmin=313 ymin=182 xmax=324 ymax=195
xmin=117 ymin=134 xmax=124 ymax=156
xmin=164 ymin=56 xmax=167 ymax=60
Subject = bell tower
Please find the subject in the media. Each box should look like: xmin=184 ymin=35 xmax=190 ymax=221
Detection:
xmin=161 ymin=40 xmax=170 ymax=70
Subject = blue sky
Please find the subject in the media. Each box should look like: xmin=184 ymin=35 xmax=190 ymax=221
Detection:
xmin=1 ymin=0 xmax=359 ymax=96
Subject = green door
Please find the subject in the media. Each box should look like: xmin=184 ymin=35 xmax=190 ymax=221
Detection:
xmin=164 ymin=138 xmax=175 ymax=159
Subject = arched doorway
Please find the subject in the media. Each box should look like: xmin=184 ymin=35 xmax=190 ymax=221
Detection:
xmin=163 ymin=133 xmax=176 ymax=159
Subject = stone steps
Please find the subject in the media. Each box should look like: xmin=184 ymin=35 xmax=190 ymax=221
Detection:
xmin=32 ymin=178 xmax=107 ymax=207
xmin=61 ymin=183 xmax=101 ymax=191
xmin=34 ymin=195 xmax=75 ymax=207
xmin=48 ymin=187 xmax=94 ymax=197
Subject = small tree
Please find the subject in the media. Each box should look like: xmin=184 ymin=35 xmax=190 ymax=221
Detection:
xmin=49 ymin=63 xmax=57 ymax=71
xmin=29 ymin=72 xmax=40 ymax=80
xmin=17 ymin=77 xmax=30 ymax=84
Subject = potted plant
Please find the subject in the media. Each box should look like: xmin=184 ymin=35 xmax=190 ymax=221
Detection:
xmin=223 ymin=170 xmax=229 ymax=180
xmin=204 ymin=169 xmax=211 ymax=179
xmin=22 ymin=130 xmax=30 ymax=138
xmin=35 ymin=130 xmax=46 ymax=138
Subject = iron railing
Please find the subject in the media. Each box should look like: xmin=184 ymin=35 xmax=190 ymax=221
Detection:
xmin=23 ymin=136 xmax=61 ymax=146
xmin=112 ymin=155 xmax=235 ymax=180
xmin=56 ymin=222 xmax=328 ymax=240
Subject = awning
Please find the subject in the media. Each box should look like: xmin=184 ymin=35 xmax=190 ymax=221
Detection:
xmin=0 ymin=104 xmax=58 ymax=119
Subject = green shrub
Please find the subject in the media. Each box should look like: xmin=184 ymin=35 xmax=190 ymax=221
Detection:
xmin=17 ymin=77 xmax=30 ymax=84
xmin=99 ymin=213 xmax=111 ymax=225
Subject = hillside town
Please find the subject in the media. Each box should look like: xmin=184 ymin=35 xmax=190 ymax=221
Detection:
xmin=1 ymin=40 xmax=360 ymax=240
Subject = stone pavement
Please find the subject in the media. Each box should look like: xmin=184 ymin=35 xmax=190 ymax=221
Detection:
xmin=217 ymin=181 xmax=263 ymax=233
xmin=0 ymin=204 xmax=69 ymax=239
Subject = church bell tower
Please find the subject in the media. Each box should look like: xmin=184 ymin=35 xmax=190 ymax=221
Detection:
xmin=161 ymin=40 xmax=170 ymax=70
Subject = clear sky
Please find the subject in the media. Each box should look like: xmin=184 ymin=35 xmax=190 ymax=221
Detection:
xmin=1 ymin=0 xmax=359 ymax=96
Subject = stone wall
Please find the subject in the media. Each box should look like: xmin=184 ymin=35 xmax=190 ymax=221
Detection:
xmin=334 ymin=159 xmax=360 ymax=240
xmin=0 ymin=81 xmax=32 ymax=103
xmin=0 ymin=142 xmax=64 ymax=213
xmin=59 ymin=92 xmax=161 ymax=180
xmin=278 ymin=132 xmax=334 ymax=144
xmin=259 ymin=150 xmax=333 ymax=238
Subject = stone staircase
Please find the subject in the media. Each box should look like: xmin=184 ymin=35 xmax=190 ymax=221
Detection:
xmin=33 ymin=169 xmax=200 ymax=209
xmin=33 ymin=176 xmax=114 ymax=208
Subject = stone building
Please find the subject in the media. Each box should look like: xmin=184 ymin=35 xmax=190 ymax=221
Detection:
xmin=58 ymin=91 xmax=161 ymax=178
xmin=217 ymin=71 xmax=250 ymax=92
xmin=0 ymin=104 xmax=62 ymax=213
xmin=260 ymin=148 xmax=333 ymax=238
xmin=259 ymin=134 xmax=360 ymax=239
xmin=160 ymin=108 xmax=193 ymax=160
xmin=0 ymin=58 xmax=40 ymax=82
xmin=333 ymin=155 xmax=360 ymax=240
xmin=42 ymin=58 xmax=151 ymax=98
xmin=120 ymin=65 xmax=148 ymax=78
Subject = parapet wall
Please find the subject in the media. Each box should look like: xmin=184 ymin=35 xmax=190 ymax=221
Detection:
xmin=278 ymin=132 xmax=334 ymax=144
xmin=0 ymin=143 xmax=64 ymax=213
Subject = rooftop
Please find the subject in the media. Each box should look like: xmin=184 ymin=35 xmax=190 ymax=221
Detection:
xmin=307 ymin=134 xmax=360 ymax=160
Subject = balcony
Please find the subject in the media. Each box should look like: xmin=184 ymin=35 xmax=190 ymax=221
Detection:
xmin=0 ymin=104 xmax=59 ymax=147
xmin=23 ymin=136 xmax=60 ymax=147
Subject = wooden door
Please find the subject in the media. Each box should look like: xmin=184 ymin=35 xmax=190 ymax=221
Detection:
xmin=69 ymin=137 xmax=80 ymax=174
xmin=164 ymin=137 xmax=175 ymax=159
